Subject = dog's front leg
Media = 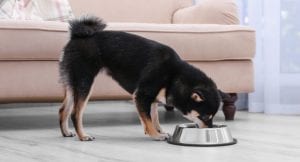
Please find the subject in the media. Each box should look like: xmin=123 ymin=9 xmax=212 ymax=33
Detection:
xmin=134 ymin=95 xmax=169 ymax=141
xmin=150 ymin=103 xmax=165 ymax=134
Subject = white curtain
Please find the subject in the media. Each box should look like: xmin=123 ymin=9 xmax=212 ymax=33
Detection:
xmin=241 ymin=0 xmax=300 ymax=114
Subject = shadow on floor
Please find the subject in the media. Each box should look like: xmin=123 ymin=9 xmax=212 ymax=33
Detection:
xmin=0 ymin=101 xmax=228 ymax=131
xmin=0 ymin=108 xmax=190 ymax=131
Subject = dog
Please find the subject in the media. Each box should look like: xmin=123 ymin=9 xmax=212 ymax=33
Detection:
xmin=59 ymin=16 xmax=228 ymax=141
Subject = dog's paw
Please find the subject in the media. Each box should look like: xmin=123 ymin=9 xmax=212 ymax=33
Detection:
xmin=79 ymin=135 xmax=95 ymax=141
xmin=63 ymin=131 xmax=76 ymax=137
xmin=150 ymin=133 xmax=170 ymax=141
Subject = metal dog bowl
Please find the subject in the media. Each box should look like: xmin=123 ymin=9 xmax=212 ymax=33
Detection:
xmin=167 ymin=123 xmax=237 ymax=146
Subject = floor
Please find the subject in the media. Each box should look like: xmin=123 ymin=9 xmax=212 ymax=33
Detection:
xmin=0 ymin=101 xmax=299 ymax=162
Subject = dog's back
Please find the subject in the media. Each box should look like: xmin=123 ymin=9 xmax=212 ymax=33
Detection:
xmin=60 ymin=16 xmax=181 ymax=94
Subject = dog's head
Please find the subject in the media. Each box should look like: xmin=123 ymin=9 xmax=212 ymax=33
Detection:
xmin=168 ymin=67 xmax=229 ymax=128
xmin=181 ymin=88 xmax=228 ymax=128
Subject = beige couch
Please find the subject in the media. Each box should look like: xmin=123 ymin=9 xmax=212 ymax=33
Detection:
xmin=0 ymin=0 xmax=255 ymax=120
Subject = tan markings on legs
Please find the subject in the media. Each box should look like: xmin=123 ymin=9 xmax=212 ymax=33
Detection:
xmin=150 ymin=103 xmax=164 ymax=133
xmin=133 ymin=90 xmax=149 ymax=134
xmin=138 ymin=110 xmax=160 ymax=137
xmin=72 ymin=84 xmax=95 ymax=141
xmin=134 ymin=101 xmax=169 ymax=140
xmin=59 ymin=87 xmax=75 ymax=137
xmin=132 ymin=90 xmax=147 ymax=132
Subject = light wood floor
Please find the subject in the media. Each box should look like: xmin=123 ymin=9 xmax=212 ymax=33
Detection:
xmin=0 ymin=101 xmax=299 ymax=162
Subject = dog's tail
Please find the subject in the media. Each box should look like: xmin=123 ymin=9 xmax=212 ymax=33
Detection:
xmin=69 ymin=15 xmax=106 ymax=38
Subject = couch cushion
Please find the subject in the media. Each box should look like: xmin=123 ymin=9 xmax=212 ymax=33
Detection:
xmin=69 ymin=0 xmax=193 ymax=24
xmin=0 ymin=20 xmax=68 ymax=61
xmin=0 ymin=20 xmax=255 ymax=61
xmin=173 ymin=0 xmax=240 ymax=25
xmin=0 ymin=61 xmax=130 ymax=103
xmin=0 ymin=60 xmax=253 ymax=102
xmin=108 ymin=23 xmax=255 ymax=61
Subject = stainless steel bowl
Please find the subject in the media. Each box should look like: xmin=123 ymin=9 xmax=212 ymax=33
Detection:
xmin=167 ymin=123 xmax=237 ymax=146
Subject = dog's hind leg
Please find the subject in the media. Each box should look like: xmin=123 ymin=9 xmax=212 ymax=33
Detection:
xmin=71 ymin=78 xmax=95 ymax=141
xmin=59 ymin=87 xmax=75 ymax=137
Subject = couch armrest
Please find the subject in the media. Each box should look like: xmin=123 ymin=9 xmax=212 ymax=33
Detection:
xmin=172 ymin=0 xmax=240 ymax=25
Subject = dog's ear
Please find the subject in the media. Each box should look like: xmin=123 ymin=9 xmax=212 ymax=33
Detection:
xmin=218 ymin=90 xmax=230 ymax=100
xmin=191 ymin=90 xmax=204 ymax=102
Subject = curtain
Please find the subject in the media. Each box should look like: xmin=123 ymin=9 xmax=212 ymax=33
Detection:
xmin=242 ymin=0 xmax=300 ymax=114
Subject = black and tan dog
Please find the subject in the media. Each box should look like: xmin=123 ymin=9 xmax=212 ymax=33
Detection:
xmin=59 ymin=16 xmax=227 ymax=141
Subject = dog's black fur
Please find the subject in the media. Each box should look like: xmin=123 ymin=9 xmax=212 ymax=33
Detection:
xmin=59 ymin=16 xmax=225 ymax=140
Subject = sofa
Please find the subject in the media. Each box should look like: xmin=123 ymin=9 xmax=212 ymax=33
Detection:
xmin=0 ymin=0 xmax=255 ymax=120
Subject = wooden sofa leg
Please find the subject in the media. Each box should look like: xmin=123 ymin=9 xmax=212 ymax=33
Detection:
xmin=222 ymin=93 xmax=238 ymax=120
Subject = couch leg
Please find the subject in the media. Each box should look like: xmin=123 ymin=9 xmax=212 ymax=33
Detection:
xmin=222 ymin=93 xmax=237 ymax=120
